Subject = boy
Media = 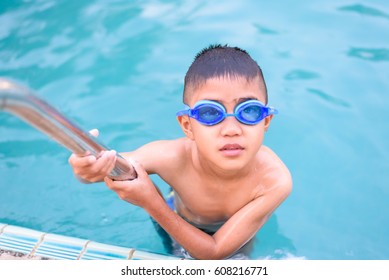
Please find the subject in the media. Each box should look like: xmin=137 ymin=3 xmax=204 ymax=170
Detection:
xmin=68 ymin=44 xmax=292 ymax=260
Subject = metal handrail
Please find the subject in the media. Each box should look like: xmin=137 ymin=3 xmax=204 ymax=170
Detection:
xmin=0 ymin=77 xmax=136 ymax=181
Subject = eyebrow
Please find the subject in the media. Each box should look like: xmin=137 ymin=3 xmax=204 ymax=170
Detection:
xmin=237 ymin=97 xmax=258 ymax=103
xmin=206 ymin=97 xmax=258 ymax=104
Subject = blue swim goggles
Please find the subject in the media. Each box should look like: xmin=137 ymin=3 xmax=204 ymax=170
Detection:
xmin=176 ymin=100 xmax=278 ymax=126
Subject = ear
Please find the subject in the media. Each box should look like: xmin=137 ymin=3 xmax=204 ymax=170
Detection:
xmin=264 ymin=114 xmax=274 ymax=132
xmin=177 ymin=115 xmax=194 ymax=140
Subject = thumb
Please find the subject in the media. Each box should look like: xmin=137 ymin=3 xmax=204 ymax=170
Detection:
xmin=89 ymin=128 xmax=99 ymax=138
xmin=127 ymin=158 xmax=147 ymax=178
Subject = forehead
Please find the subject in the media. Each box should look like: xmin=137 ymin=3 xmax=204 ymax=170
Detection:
xmin=188 ymin=76 xmax=266 ymax=106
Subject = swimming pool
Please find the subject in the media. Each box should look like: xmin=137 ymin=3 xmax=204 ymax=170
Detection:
xmin=0 ymin=0 xmax=388 ymax=260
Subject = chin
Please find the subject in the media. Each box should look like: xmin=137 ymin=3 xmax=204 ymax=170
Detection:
xmin=216 ymin=158 xmax=250 ymax=173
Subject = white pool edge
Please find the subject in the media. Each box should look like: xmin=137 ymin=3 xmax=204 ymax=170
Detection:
xmin=0 ymin=223 xmax=180 ymax=260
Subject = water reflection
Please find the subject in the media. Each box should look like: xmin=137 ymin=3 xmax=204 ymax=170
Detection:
xmin=347 ymin=47 xmax=389 ymax=62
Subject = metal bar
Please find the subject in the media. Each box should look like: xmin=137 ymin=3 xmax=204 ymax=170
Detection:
xmin=0 ymin=77 xmax=136 ymax=181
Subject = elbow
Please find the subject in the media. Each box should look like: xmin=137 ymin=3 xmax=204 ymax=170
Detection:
xmin=187 ymin=245 xmax=234 ymax=260
xmin=190 ymin=252 xmax=225 ymax=260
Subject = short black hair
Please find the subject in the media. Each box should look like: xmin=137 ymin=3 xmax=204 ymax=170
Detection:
xmin=183 ymin=44 xmax=268 ymax=104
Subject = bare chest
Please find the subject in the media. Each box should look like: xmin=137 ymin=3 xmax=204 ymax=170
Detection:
xmin=171 ymin=175 xmax=262 ymax=225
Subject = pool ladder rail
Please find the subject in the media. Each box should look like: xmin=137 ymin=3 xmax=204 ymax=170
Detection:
xmin=0 ymin=79 xmax=181 ymax=260
xmin=0 ymin=77 xmax=136 ymax=181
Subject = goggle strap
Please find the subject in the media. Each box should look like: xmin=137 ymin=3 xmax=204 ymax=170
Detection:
xmin=176 ymin=105 xmax=191 ymax=117
xmin=268 ymin=107 xmax=279 ymax=115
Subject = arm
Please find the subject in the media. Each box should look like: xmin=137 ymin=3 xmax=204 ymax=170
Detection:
xmin=68 ymin=132 xmax=184 ymax=183
xmin=120 ymin=139 xmax=186 ymax=175
xmin=104 ymin=159 xmax=292 ymax=260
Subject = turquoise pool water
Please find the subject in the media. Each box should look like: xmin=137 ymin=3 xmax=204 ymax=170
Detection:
xmin=1 ymin=0 xmax=388 ymax=260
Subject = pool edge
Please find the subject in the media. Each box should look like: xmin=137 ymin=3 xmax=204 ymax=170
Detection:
xmin=0 ymin=223 xmax=180 ymax=260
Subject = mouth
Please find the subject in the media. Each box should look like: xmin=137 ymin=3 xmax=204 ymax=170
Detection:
xmin=220 ymin=144 xmax=244 ymax=156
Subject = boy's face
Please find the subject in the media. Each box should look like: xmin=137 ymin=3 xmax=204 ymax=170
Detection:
xmin=178 ymin=76 xmax=273 ymax=173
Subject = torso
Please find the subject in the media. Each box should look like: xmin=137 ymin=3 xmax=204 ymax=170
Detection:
xmin=154 ymin=138 xmax=281 ymax=232
xmin=127 ymin=138 xmax=289 ymax=233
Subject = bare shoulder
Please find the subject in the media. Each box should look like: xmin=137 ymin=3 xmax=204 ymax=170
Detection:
xmin=258 ymin=145 xmax=293 ymax=197
xmin=121 ymin=138 xmax=189 ymax=174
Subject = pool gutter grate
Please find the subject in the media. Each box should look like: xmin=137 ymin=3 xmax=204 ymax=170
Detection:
xmin=0 ymin=223 xmax=179 ymax=260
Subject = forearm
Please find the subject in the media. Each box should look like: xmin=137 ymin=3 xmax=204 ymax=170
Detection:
xmin=144 ymin=195 xmax=223 ymax=259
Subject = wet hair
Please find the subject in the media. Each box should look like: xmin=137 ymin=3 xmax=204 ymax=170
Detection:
xmin=183 ymin=44 xmax=268 ymax=104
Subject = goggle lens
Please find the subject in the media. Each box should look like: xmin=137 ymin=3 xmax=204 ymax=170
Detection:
xmin=197 ymin=105 xmax=223 ymax=124
xmin=238 ymin=103 xmax=263 ymax=124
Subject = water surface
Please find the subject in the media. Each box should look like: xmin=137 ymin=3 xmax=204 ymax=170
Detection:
xmin=1 ymin=0 xmax=388 ymax=259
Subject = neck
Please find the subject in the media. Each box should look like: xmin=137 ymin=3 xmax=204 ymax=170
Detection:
xmin=191 ymin=146 xmax=253 ymax=182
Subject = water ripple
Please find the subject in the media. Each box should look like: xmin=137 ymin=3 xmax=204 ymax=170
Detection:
xmin=307 ymin=88 xmax=351 ymax=108
xmin=337 ymin=4 xmax=389 ymax=20
xmin=347 ymin=47 xmax=389 ymax=62
xmin=253 ymin=23 xmax=279 ymax=35
xmin=284 ymin=69 xmax=320 ymax=80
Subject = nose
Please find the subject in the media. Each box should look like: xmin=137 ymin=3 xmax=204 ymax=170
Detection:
xmin=220 ymin=115 xmax=243 ymax=137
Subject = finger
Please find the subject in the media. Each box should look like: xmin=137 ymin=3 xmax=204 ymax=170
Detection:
xmin=101 ymin=150 xmax=117 ymax=175
xmin=90 ymin=150 xmax=115 ymax=174
xmin=104 ymin=176 xmax=113 ymax=188
xmin=127 ymin=158 xmax=147 ymax=178
xmin=68 ymin=153 xmax=96 ymax=167
xmin=89 ymin=128 xmax=99 ymax=138
xmin=104 ymin=176 xmax=128 ymax=190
